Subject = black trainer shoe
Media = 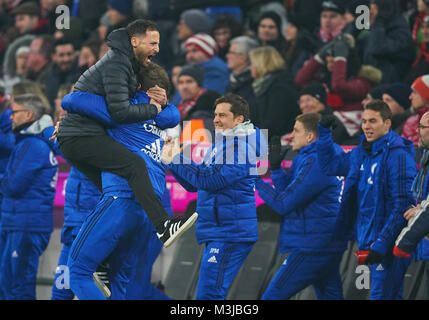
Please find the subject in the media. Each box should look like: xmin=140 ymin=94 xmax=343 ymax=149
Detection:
xmin=157 ymin=212 xmax=198 ymax=248
xmin=93 ymin=261 xmax=111 ymax=298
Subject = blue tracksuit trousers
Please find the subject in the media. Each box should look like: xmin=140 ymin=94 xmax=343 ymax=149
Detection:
xmin=262 ymin=250 xmax=345 ymax=300
xmin=0 ymin=230 xmax=50 ymax=300
xmin=196 ymin=241 xmax=253 ymax=300
xmin=369 ymin=255 xmax=413 ymax=300
xmin=67 ymin=195 xmax=151 ymax=300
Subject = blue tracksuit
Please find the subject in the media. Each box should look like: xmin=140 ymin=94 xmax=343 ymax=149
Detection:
xmin=168 ymin=121 xmax=266 ymax=299
xmin=125 ymin=185 xmax=172 ymax=300
xmin=0 ymin=109 xmax=14 ymax=299
xmin=51 ymin=166 xmax=101 ymax=300
xmin=317 ymin=124 xmax=417 ymax=300
xmin=63 ymin=91 xmax=179 ymax=299
xmin=0 ymin=115 xmax=58 ymax=300
xmin=256 ymin=142 xmax=347 ymax=300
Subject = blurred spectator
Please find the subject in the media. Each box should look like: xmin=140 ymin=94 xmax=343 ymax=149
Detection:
xmin=249 ymin=46 xmax=300 ymax=139
xmin=361 ymin=83 xmax=388 ymax=108
xmin=185 ymin=33 xmax=230 ymax=94
xmin=183 ymin=90 xmax=220 ymax=135
xmin=176 ymin=64 xmax=207 ymax=121
xmin=225 ymin=36 xmax=259 ymax=117
xmin=169 ymin=58 xmax=185 ymax=106
xmin=106 ymin=0 xmax=135 ymax=36
xmin=382 ymin=83 xmax=412 ymax=135
xmin=54 ymin=83 xmax=73 ymax=123
xmin=44 ymin=38 xmax=80 ymax=110
xmin=288 ymin=0 xmax=323 ymax=33
xmin=342 ymin=0 xmax=370 ymax=60
xmin=256 ymin=11 xmax=287 ymax=59
xmin=11 ymin=80 xmax=51 ymax=116
xmin=405 ymin=15 xmax=429 ymax=85
xmin=177 ymin=9 xmax=210 ymax=42
xmin=211 ymin=15 xmax=243 ymax=62
xmin=72 ymin=0 xmax=108 ymax=39
xmin=317 ymin=0 xmax=347 ymax=44
xmin=363 ymin=0 xmax=415 ymax=83
xmin=412 ymin=0 xmax=429 ymax=48
xmin=403 ymin=75 xmax=429 ymax=146
xmin=296 ymin=34 xmax=382 ymax=137
xmin=26 ymin=35 xmax=55 ymax=82
xmin=11 ymin=2 xmax=50 ymax=39
xmin=284 ymin=13 xmax=318 ymax=75
xmin=0 ymin=93 xmax=57 ymax=300
xmin=1 ymin=45 xmax=29 ymax=94
xmin=299 ymin=82 xmax=351 ymax=145
xmin=78 ymin=39 xmax=101 ymax=73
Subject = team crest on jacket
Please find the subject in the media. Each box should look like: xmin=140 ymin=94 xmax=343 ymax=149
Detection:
xmin=367 ymin=163 xmax=378 ymax=185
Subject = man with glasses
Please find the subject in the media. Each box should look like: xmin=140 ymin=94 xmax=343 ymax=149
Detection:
xmin=0 ymin=94 xmax=57 ymax=299
xmin=225 ymin=36 xmax=259 ymax=116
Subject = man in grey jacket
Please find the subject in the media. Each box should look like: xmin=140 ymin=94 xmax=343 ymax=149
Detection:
xmin=55 ymin=19 xmax=196 ymax=247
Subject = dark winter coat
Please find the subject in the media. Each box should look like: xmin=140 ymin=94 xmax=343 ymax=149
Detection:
xmin=57 ymin=28 xmax=158 ymax=137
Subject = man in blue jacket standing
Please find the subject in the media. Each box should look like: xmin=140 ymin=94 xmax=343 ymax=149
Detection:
xmin=0 ymin=94 xmax=58 ymax=300
xmin=256 ymin=113 xmax=347 ymax=300
xmin=162 ymin=93 xmax=266 ymax=300
xmin=317 ymin=100 xmax=417 ymax=300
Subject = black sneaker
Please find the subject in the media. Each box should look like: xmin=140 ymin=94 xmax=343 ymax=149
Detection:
xmin=93 ymin=261 xmax=111 ymax=298
xmin=157 ymin=212 xmax=198 ymax=248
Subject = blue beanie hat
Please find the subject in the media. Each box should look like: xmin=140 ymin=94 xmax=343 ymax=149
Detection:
xmin=108 ymin=0 xmax=133 ymax=16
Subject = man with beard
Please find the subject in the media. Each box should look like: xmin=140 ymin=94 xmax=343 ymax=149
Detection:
xmin=44 ymin=39 xmax=81 ymax=112
xmin=54 ymin=19 xmax=197 ymax=248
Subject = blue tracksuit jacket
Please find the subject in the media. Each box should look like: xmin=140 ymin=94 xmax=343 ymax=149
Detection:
xmin=256 ymin=141 xmax=347 ymax=253
xmin=168 ymin=121 xmax=267 ymax=244
xmin=1 ymin=115 xmax=58 ymax=232
xmin=317 ymin=124 xmax=417 ymax=256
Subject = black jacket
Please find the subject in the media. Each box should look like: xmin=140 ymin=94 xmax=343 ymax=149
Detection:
xmin=58 ymin=28 xmax=158 ymax=137
xmin=44 ymin=58 xmax=81 ymax=112
xmin=226 ymin=68 xmax=256 ymax=117
xmin=363 ymin=13 xmax=415 ymax=84
xmin=251 ymin=68 xmax=300 ymax=139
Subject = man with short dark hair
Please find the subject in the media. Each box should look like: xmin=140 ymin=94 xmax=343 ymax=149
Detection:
xmin=317 ymin=99 xmax=417 ymax=299
xmin=162 ymin=93 xmax=266 ymax=300
xmin=256 ymin=113 xmax=347 ymax=300
xmin=0 ymin=94 xmax=57 ymax=300
xmin=55 ymin=19 xmax=196 ymax=248
xmin=44 ymin=39 xmax=81 ymax=111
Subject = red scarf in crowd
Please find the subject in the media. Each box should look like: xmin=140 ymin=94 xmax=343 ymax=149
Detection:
xmin=177 ymin=88 xmax=206 ymax=120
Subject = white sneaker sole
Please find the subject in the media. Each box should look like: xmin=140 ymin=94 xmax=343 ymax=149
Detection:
xmin=163 ymin=212 xmax=198 ymax=248
xmin=93 ymin=272 xmax=111 ymax=298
